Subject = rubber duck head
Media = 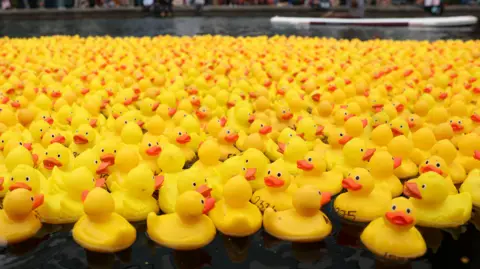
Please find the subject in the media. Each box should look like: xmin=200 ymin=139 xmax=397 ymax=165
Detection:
xmin=176 ymin=191 xmax=215 ymax=217
xmin=449 ymin=116 xmax=467 ymax=134
xmin=333 ymin=108 xmax=354 ymax=126
xmin=41 ymin=129 xmax=67 ymax=148
xmin=431 ymin=139 xmax=457 ymax=164
xmin=343 ymin=138 xmax=376 ymax=168
xmin=206 ymin=117 xmax=227 ymax=137
xmin=177 ymin=171 xmax=215 ymax=207
xmin=327 ymin=127 xmax=352 ymax=150
xmin=139 ymin=98 xmax=160 ymax=117
xmin=274 ymin=102 xmax=293 ymax=122
xmin=198 ymin=140 xmax=221 ymax=166
xmin=369 ymin=95 xmax=385 ymax=113
xmin=412 ymin=128 xmax=436 ymax=151
xmin=65 ymin=166 xmax=104 ymax=197
xmin=419 ymin=156 xmax=448 ymax=178
xmin=223 ymin=175 xmax=252 ymax=208
xmin=403 ymin=172 xmax=448 ymax=203
xmin=370 ymin=124 xmax=393 ymax=147
xmin=296 ymin=151 xmax=326 ymax=176
xmin=368 ymin=150 xmax=402 ymax=177
xmin=28 ymin=120 xmax=51 ymax=143
xmin=389 ymin=118 xmax=410 ymax=137
xmin=110 ymin=103 xmax=128 ymax=120
xmin=157 ymin=144 xmax=185 ymax=173
xmin=387 ymin=136 xmax=413 ymax=159
xmin=217 ymin=127 xmax=239 ymax=146
xmin=315 ymin=100 xmax=333 ymax=118
xmin=171 ymin=110 xmax=189 ymax=126
xmin=342 ymin=168 xmax=374 ymax=195
xmin=276 ymin=127 xmax=296 ymax=151
xmin=384 ymin=197 xmax=416 ymax=229
xmin=73 ymin=149 xmax=105 ymax=176
xmin=292 ymin=185 xmax=331 ymax=217
xmin=121 ymin=122 xmax=143 ymax=145
xmin=95 ymin=140 xmax=118 ymax=170
xmin=169 ymin=127 xmax=191 ymax=147
xmin=113 ymin=145 xmax=140 ymax=174
xmin=82 ymin=187 xmax=115 ymax=218
xmin=0 ymin=105 xmax=17 ymax=127
xmin=73 ymin=124 xmax=96 ymax=148
xmin=139 ymin=136 xmax=162 ymax=159
xmin=433 ymin=122 xmax=455 ymax=141
xmin=10 ymin=96 xmax=28 ymax=110
xmin=43 ymin=143 xmax=71 ymax=171
xmin=249 ymin=119 xmax=272 ymax=137
xmin=4 ymin=138 xmax=33 ymax=157
xmin=344 ymin=116 xmax=367 ymax=138
xmin=235 ymin=105 xmax=255 ymax=127
xmin=371 ymin=111 xmax=389 ymax=129
xmin=181 ymin=114 xmax=202 ymax=136
xmin=264 ymin=160 xmax=291 ymax=192
xmin=426 ymin=106 xmax=449 ymax=125
xmin=4 ymin=188 xmax=44 ymax=220
xmin=5 ymin=146 xmax=35 ymax=172
xmin=296 ymin=117 xmax=324 ymax=141
xmin=282 ymin=136 xmax=308 ymax=163
xmin=55 ymin=105 xmax=73 ymax=126
xmin=240 ymin=148 xmax=269 ymax=182
xmin=125 ymin=164 xmax=162 ymax=198
xmin=406 ymin=114 xmax=424 ymax=132
xmin=9 ymin=164 xmax=41 ymax=194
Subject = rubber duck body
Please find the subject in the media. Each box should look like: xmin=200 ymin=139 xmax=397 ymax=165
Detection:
xmin=147 ymin=191 xmax=216 ymax=250
xmin=387 ymin=136 xmax=418 ymax=179
xmin=460 ymin=169 xmax=480 ymax=208
xmin=431 ymin=139 xmax=466 ymax=184
xmin=360 ymin=197 xmax=426 ymax=259
xmin=368 ymin=150 xmax=403 ymax=197
xmin=0 ymin=187 xmax=44 ymax=245
xmin=263 ymin=185 xmax=332 ymax=242
xmin=334 ymin=168 xmax=391 ymax=222
xmin=72 ymin=188 xmax=136 ymax=253
xmin=403 ymin=172 xmax=472 ymax=228
xmin=208 ymin=176 xmax=262 ymax=237
xmin=295 ymin=151 xmax=343 ymax=195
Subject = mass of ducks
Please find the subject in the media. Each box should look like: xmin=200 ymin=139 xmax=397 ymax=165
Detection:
xmin=0 ymin=36 xmax=479 ymax=259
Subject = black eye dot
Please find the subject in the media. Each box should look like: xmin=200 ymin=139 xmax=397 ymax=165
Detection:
xmin=51 ymin=134 xmax=55 ymax=138
xmin=148 ymin=143 xmax=152 ymax=147
xmin=94 ymin=160 xmax=98 ymax=164
xmin=318 ymin=191 xmax=321 ymax=195
xmin=355 ymin=176 xmax=360 ymax=180
xmin=392 ymin=205 xmax=397 ymax=210
xmin=425 ymin=160 xmax=429 ymax=164
xmin=422 ymin=184 xmax=426 ymax=189
xmin=30 ymin=197 xmax=34 ymax=201
xmin=26 ymin=176 xmax=30 ymax=181
xmin=19 ymin=142 xmax=22 ymax=145
xmin=114 ymin=150 xmax=117 ymax=153
xmin=11 ymin=177 xmax=13 ymax=181
xmin=201 ymin=200 xmax=204 ymax=204
xmin=86 ymin=132 xmax=89 ymax=135
xmin=101 ymin=149 xmax=105 ymax=152
xmin=57 ymin=154 xmax=61 ymax=158
xmin=340 ymin=133 xmax=344 ymax=137
xmin=400 ymin=125 xmax=403 ymax=128
xmin=360 ymin=148 xmax=364 ymax=152
xmin=45 ymin=152 xmax=48 ymax=155
xmin=193 ymin=182 xmax=196 ymax=187
xmin=308 ymin=157 xmax=312 ymax=162
xmin=267 ymin=170 xmax=271 ymax=175
xmin=458 ymin=121 xmax=462 ymax=124
xmin=450 ymin=120 xmax=453 ymax=123
xmin=436 ymin=163 xmax=441 ymax=167
xmin=277 ymin=172 xmax=282 ymax=177
xmin=406 ymin=208 xmax=411 ymax=214
xmin=245 ymin=159 xmax=249 ymax=163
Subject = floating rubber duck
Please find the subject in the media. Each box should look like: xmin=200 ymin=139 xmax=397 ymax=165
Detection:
xmin=410 ymin=127 xmax=436 ymax=166
xmin=280 ymin=136 xmax=309 ymax=176
xmin=387 ymin=136 xmax=418 ymax=179
xmin=238 ymin=148 xmax=270 ymax=191
xmin=73 ymin=187 xmax=136 ymax=253
xmin=295 ymin=151 xmax=343 ymax=195
xmin=340 ymin=138 xmax=375 ymax=176
xmin=209 ymin=175 xmax=262 ymax=237
xmin=38 ymin=143 xmax=74 ymax=178
xmin=335 ymin=168 xmax=391 ymax=222
xmin=70 ymin=124 xmax=98 ymax=157
xmin=403 ymin=172 xmax=472 ymax=228
xmin=263 ymin=185 xmax=332 ymax=242
xmin=456 ymin=133 xmax=480 ymax=173
xmin=250 ymin=160 xmax=296 ymax=212
xmin=368 ymin=150 xmax=403 ymax=197
xmin=147 ymin=191 xmax=216 ymax=250
xmin=431 ymin=139 xmax=466 ymax=184
xmin=0 ymin=187 xmax=44 ymax=245
xmin=167 ymin=127 xmax=196 ymax=163
xmin=360 ymin=197 xmax=426 ymax=259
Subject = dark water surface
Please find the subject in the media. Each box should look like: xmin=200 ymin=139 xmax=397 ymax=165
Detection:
xmin=0 ymin=16 xmax=479 ymax=269
xmin=0 ymin=17 xmax=479 ymax=40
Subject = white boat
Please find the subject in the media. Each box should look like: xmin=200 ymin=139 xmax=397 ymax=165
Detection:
xmin=270 ymin=16 xmax=478 ymax=27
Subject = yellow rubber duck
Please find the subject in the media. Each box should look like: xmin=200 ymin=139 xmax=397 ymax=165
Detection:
xmin=106 ymin=144 xmax=141 ymax=191
xmin=209 ymin=175 xmax=262 ymax=237
xmin=137 ymin=135 xmax=162 ymax=174
xmin=111 ymin=164 xmax=162 ymax=221
xmin=147 ymin=191 xmax=216 ymax=250
xmin=280 ymin=136 xmax=309 ymax=176
xmin=410 ymin=155 xmax=458 ymax=194
xmin=410 ymin=127 xmax=436 ymax=166
xmin=167 ymin=127 xmax=196 ymax=162
xmin=296 ymin=116 xmax=324 ymax=149
xmin=403 ymin=172 xmax=472 ymax=228
xmin=360 ymin=197 xmax=426 ymax=259
xmin=70 ymin=124 xmax=98 ymax=157
xmin=323 ymin=127 xmax=351 ymax=170
xmin=368 ymin=150 xmax=403 ymax=197
xmin=459 ymin=169 xmax=480 ymax=208
xmin=335 ymin=168 xmax=391 ymax=222
xmin=250 ymin=160 xmax=296 ymax=212
xmin=215 ymin=127 xmax=240 ymax=161
xmin=387 ymin=136 xmax=418 ymax=179
xmin=340 ymin=138 xmax=376 ymax=176
xmin=0 ymin=187 xmax=44 ymax=245
xmin=431 ymin=139 xmax=466 ymax=184
xmin=265 ymin=127 xmax=295 ymax=162
xmin=263 ymin=185 xmax=332 ymax=242
xmin=237 ymin=148 xmax=270 ymax=191
xmin=38 ymin=143 xmax=74 ymax=178
xmin=456 ymin=133 xmax=480 ymax=173
xmin=295 ymin=151 xmax=343 ymax=195
xmin=73 ymin=187 xmax=136 ymax=253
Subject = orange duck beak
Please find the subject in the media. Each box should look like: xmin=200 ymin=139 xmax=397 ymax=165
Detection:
xmin=32 ymin=194 xmax=44 ymax=210
xmin=176 ymin=134 xmax=191 ymax=144
xmin=43 ymin=157 xmax=63 ymax=170
xmin=277 ymin=89 xmax=286 ymax=96
xmin=9 ymin=182 xmax=32 ymax=191
xmin=361 ymin=119 xmax=368 ymax=128
xmin=197 ymin=184 xmax=213 ymax=198
xmin=151 ymin=102 xmax=160 ymax=111
xmin=23 ymin=142 xmax=32 ymax=151
xmin=137 ymin=120 xmax=145 ymax=128
xmin=420 ymin=164 xmax=443 ymax=175
xmin=227 ymin=101 xmax=236 ymax=108
xmin=146 ymin=146 xmax=162 ymax=156
xmin=259 ymin=125 xmax=272 ymax=135
xmin=51 ymin=135 xmax=66 ymax=145
xmin=338 ymin=135 xmax=352 ymax=145
xmin=244 ymin=168 xmax=256 ymax=181
xmin=196 ymin=110 xmax=207 ymax=119
xmin=320 ymin=192 xmax=332 ymax=206
xmin=471 ymin=114 xmax=480 ymax=123
xmin=393 ymin=157 xmax=402 ymax=169
xmin=344 ymin=114 xmax=355 ymax=121
xmin=73 ymin=134 xmax=89 ymax=145
xmin=277 ymin=142 xmax=286 ymax=154
xmin=1 ymin=96 xmax=10 ymax=104
xmin=224 ymin=133 xmax=239 ymax=143
xmin=297 ymin=160 xmax=314 ymax=171
xmin=282 ymin=112 xmax=293 ymax=120
xmin=316 ymin=125 xmax=325 ymax=136
xmin=190 ymin=99 xmax=201 ymax=107
xmin=396 ymin=104 xmax=405 ymax=113
xmin=45 ymin=117 xmax=54 ymax=125
xmin=168 ymin=107 xmax=177 ymax=117
xmin=96 ymin=161 xmax=110 ymax=175
xmin=100 ymin=153 xmax=115 ymax=166
xmin=311 ymin=93 xmax=321 ymax=102
xmin=81 ymin=88 xmax=90 ymax=95
xmin=0 ymin=177 xmax=3 ymax=191
xmin=362 ymin=148 xmax=376 ymax=161
xmin=51 ymin=91 xmax=62 ymax=98
xmin=112 ymin=113 xmax=120 ymax=119
xmin=450 ymin=122 xmax=463 ymax=132
xmin=372 ymin=104 xmax=384 ymax=112
xmin=439 ymin=92 xmax=448 ymax=100
xmin=219 ymin=117 xmax=227 ymax=127
xmin=95 ymin=178 xmax=106 ymax=187
xmin=81 ymin=190 xmax=89 ymax=202
xmin=385 ymin=211 xmax=414 ymax=226
xmin=474 ymin=150 xmax=480 ymax=160
xmin=154 ymin=175 xmax=164 ymax=190
xmin=342 ymin=177 xmax=362 ymax=191
xmin=264 ymin=176 xmax=284 ymax=187
xmin=248 ymin=115 xmax=255 ymax=124
xmin=89 ymin=118 xmax=98 ymax=128
xmin=123 ymin=98 xmax=133 ymax=106
xmin=404 ymin=182 xmax=422 ymax=199
xmin=11 ymin=101 xmax=20 ymax=108
xmin=391 ymin=127 xmax=403 ymax=137
xmin=408 ymin=120 xmax=416 ymax=128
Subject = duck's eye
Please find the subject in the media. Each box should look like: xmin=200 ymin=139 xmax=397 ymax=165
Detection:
xmin=30 ymin=197 xmax=34 ymax=201
xmin=425 ymin=160 xmax=429 ymax=164
xmin=458 ymin=120 xmax=462 ymax=124
xmin=26 ymin=176 xmax=30 ymax=182
xmin=318 ymin=191 xmax=322 ymax=195
xmin=242 ymin=167 xmax=246 ymax=171
xmin=360 ymin=148 xmax=364 ymax=152
xmin=450 ymin=120 xmax=453 ymax=123
xmin=19 ymin=142 xmax=22 ymax=145
xmin=156 ymin=142 xmax=159 ymax=146
xmin=406 ymin=208 xmax=411 ymax=214
xmin=101 ymin=149 xmax=105 ymax=152
xmin=124 ymin=120 xmax=128 ymax=124
xmin=308 ymin=157 xmax=312 ymax=162
xmin=245 ymin=159 xmax=249 ymax=163
xmin=148 ymin=143 xmax=152 ymax=147
xmin=436 ymin=163 xmax=441 ymax=168
xmin=10 ymin=177 xmax=13 ymax=181
xmin=260 ymin=124 xmax=264 ymax=127
xmin=226 ymin=130 xmax=231 ymax=134
xmin=94 ymin=160 xmax=98 ymax=164
xmin=45 ymin=152 xmax=48 ymax=155
xmin=193 ymin=182 xmax=197 ymax=187
xmin=410 ymin=118 xmax=414 ymax=121
xmin=390 ymin=123 xmax=392 ymax=126
xmin=76 ymin=130 xmax=79 ymax=133
xmin=400 ymin=125 xmax=403 ymax=128
xmin=344 ymin=112 xmax=348 ymax=116
xmin=205 ymin=178 xmax=207 ymax=183
xmin=201 ymin=199 xmax=204 ymax=204
xmin=355 ymin=176 xmax=360 ymax=180
xmin=289 ymin=134 xmax=293 ymax=137
xmin=93 ymin=178 xmax=95 ymax=183
xmin=85 ymin=132 xmax=89 ymax=135
xmin=57 ymin=154 xmax=61 ymax=158
xmin=267 ymin=170 xmax=271 ymax=175
xmin=42 ymin=116 xmax=46 ymax=119
xmin=114 ymin=150 xmax=117 ymax=153
xmin=282 ymin=110 xmax=286 ymax=114
xmin=277 ymin=172 xmax=282 ymax=177
xmin=178 ymin=132 xmax=182 ymax=136
xmin=391 ymin=205 xmax=397 ymax=210
xmin=340 ymin=133 xmax=344 ymax=137
xmin=422 ymin=184 xmax=426 ymax=189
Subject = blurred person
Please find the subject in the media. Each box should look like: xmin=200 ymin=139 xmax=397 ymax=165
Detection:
xmin=1 ymin=0 xmax=11 ymax=9
xmin=194 ymin=0 xmax=203 ymax=13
